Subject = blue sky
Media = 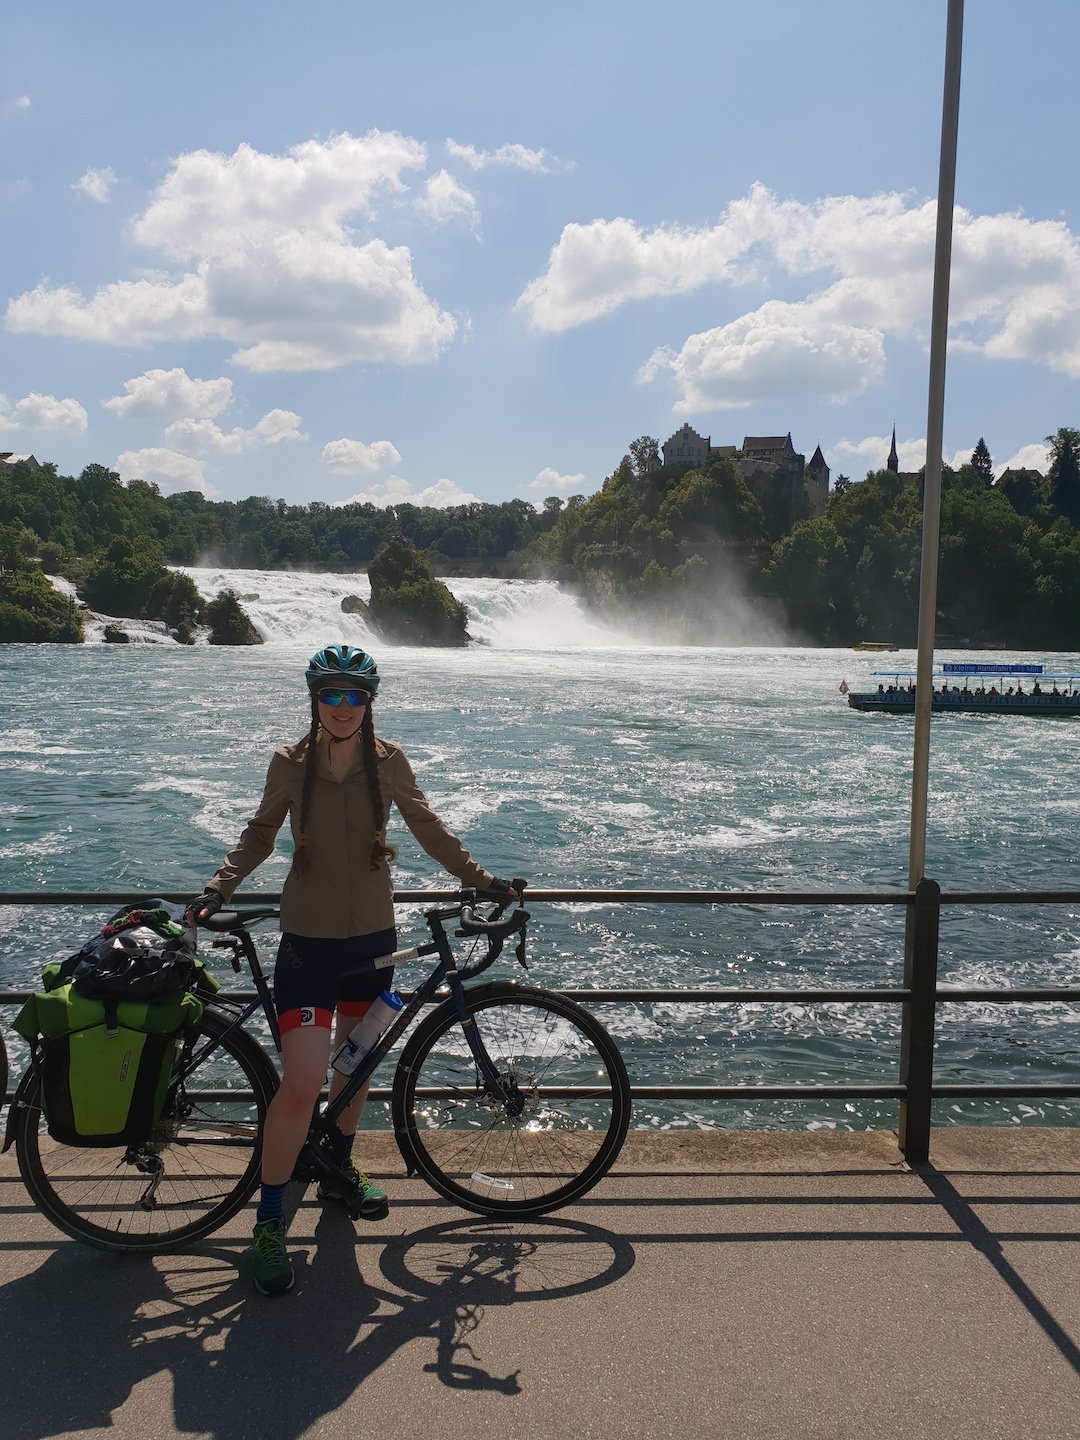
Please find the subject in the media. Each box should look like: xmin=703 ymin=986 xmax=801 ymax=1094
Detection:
xmin=3 ymin=0 xmax=1080 ymax=509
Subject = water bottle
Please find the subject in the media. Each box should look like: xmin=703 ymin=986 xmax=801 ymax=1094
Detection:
xmin=331 ymin=990 xmax=404 ymax=1076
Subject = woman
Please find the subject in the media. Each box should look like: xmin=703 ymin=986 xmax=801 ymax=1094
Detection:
xmin=186 ymin=644 xmax=516 ymax=1296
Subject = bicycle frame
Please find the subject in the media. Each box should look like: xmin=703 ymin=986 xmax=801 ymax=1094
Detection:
xmin=192 ymin=902 xmax=523 ymax=1151
xmin=320 ymin=902 xmax=518 ymax=1130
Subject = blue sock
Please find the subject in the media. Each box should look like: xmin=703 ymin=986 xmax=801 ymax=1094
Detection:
xmin=328 ymin=1127 xmax=355 ymax=1168
xmin=256 ymin=1181 xmax=287 ymax=1225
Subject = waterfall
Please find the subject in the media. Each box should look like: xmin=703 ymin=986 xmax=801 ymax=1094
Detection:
xmin=176 ymin=567 xmax=631 ymax=648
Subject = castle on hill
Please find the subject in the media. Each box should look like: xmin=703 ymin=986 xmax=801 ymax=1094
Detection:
xmin=659 ymin=424 xmax=830 ymax=532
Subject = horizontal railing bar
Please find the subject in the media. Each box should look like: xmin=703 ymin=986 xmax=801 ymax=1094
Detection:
xmin=2 ymin=887 xmax=1079 ymax=909
xmin=940 ymin=891 xmax=1080 ymax=905
xmin=931 ymin=1085 xmax=1080 ymax=1098
xmin=0 ymin=889 xmax=917 ymax=907
xmin=72 ymin=1081 xmax=1080 ymax=1107
xmin=2 ymin=986 xmax=1077 ymax=1007
xmin=935 ymin=988 xmax=1080 ymax=1002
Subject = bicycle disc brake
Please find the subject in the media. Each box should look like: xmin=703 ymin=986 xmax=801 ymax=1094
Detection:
xmin=479 ymin=1069 xmax=538 ymax=1121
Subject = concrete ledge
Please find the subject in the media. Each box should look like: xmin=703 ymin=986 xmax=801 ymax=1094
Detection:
xmin=349 ymin=1125 xmax=1079 ymax=1176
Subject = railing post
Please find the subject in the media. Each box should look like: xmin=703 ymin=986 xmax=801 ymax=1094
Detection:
xmin=898 ymin=877 xmax=941 ymax=1163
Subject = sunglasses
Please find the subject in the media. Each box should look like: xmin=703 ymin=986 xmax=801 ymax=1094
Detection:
xmin=317 ymin=689 xmax=370 ymax=708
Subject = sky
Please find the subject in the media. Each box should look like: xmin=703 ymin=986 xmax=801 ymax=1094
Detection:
xmin=3 ymin=0 xmax=1080 ymax=510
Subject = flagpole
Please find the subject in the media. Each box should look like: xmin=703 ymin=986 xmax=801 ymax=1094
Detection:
xmin=907 ymin=0 xmax=964 ymax=889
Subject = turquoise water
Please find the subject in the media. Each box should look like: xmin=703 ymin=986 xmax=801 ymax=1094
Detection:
xmin=1 ymin=571 xmax=1077 ymax=1132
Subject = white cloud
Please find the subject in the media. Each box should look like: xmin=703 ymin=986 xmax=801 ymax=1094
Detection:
xmin=115 ymin=447 xmax=209 ymax=495
xmin=519 ymin=213 xmax=752 ymax=331
xmin=103 ymin=368 xmax=233 ymax=420
xmin=445 ymin=139 xmax=555 ymax=173
xmin=8 ymin=273 xmax=210 ymax=345
xmin=11 ymin=95 xmax=30 ymax=110
xmin=525 ymin=466 xmax=587 ymax=492
xmin=0 ymin=391 xmax=88 ymax=432
xmin=164 ymin=408 xmax=305 ymax=454
xmin=7 ymin=132 xmax=457 ymax=371
xmin=322 ymin=438 xmax=401 ymax=474
xmin=996 ymin=441 xmax=1048 ymax=476
xmin=833 ymin=434 xmax=927 ymax=473
xmin=418 ymin=170 xmax=479 ymax=229
xmin=521 ymin=183 xmax=1080 ymax=408
xmin=333 ymin=474 xmax=480 ymax=509
xmin=73 ymin=166 xmax=117 ymax=203
xmin=643 ymin=300 xmax=885 ymax=411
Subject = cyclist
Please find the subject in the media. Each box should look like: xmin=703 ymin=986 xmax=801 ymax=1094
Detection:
xmin=186 ymin=643 xmax=517 ymax=1296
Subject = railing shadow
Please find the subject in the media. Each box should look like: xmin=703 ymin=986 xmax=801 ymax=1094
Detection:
xmin=915 ymin=1164 xmax=1080 ymax=1376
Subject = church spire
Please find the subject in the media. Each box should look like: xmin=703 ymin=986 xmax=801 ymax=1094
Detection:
xmin=887 ymin=425 xmax=898 ymax=473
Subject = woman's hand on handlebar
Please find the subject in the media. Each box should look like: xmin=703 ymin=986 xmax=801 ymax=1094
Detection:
xmin=479 ymin=877 xmax=525 ymax=905
xmin=184 ymin=889 xmax=224 ymax=926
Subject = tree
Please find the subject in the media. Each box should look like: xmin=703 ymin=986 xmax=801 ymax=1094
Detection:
xmin=970 ymin=437 xmax=994 ymax=487
xmin=996 ymin=467 xmax=1046 ymax=519
xmin=628 ymin=436 xmax=660 ymax=478
xmin=1046 ymin=426 xmax=1080 ymax=525
xmin=368 ymin=537 xmax=470 ymax=646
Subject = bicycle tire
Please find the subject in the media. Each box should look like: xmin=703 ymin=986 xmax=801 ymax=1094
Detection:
xmin=392 ymin=982 xmax=631 ymax=1218
xmin=14 ymin=1008 xmax=278 ymax=1253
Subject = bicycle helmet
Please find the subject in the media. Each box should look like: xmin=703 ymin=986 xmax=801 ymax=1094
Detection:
xmin=305 ymin=644 xmax=380 ymax=696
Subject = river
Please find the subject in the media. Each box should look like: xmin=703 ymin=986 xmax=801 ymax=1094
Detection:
xmin=1 ymin=566 xmax=1076 ymax=1132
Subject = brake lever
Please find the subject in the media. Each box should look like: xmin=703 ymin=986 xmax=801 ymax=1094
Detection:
xmin=515 ymin=926 xmax=529 ymax=970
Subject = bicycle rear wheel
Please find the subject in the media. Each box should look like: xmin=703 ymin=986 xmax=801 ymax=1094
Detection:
xmin=14 ymin=1008 xmax=277 ymax=1253
xmin=392 ymin=982 xmax=631 ymax=1218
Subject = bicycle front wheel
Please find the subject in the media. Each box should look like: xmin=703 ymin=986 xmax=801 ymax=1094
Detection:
xmin=14 ymin=1008 xmax=278 ymax=1253
xmin=392 ymin=982 xmax=631 ymax=1218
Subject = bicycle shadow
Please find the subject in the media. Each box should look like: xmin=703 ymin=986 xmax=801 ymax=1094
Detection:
xmin=0 ymin=1204 xmax=635 ymax=1440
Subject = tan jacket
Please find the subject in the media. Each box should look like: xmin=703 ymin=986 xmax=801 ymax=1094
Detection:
xmin=207 ymin=734 xmax=495 ymax=937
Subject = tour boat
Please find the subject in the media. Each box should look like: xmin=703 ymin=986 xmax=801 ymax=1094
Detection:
xmin=842 ymin=663 xmax=1080 ymax=715
xmin=852 ymin=641 xmax=898 ymax=652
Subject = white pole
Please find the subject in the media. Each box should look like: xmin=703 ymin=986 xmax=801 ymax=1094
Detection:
xmin=908 ymin=0 xmax=965 ymax=889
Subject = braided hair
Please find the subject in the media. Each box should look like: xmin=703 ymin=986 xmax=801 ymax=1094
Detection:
xmin=292 ymin=692 xmax=395 ymax=874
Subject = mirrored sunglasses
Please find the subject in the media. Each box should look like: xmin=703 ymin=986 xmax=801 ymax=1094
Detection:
xmin=317 ymin=688 xmax=370 ymax=708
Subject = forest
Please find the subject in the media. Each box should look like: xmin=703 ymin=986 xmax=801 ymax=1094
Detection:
xmin=1 ymin=429 xmax=1079 ymax=647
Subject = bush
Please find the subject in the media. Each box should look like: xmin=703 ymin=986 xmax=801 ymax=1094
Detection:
xmin=206 ymin=590 xmax=262 ymax=645
xmin=367 ymin=538 xmax=470 ymax=646
xmin=0 ymin=568 xmax=83 ymax=643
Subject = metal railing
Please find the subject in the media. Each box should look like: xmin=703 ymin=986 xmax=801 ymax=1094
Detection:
xmin=1 ymin=882 xmax=1078 ymax=1163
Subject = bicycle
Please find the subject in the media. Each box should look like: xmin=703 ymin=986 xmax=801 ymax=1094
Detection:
xmin=4 ymin=888 xmax=631 ymax=1252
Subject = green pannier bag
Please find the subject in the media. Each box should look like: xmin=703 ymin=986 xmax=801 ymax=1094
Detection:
xmin=13 ymin=982 xmax=204 ymax=1147
xmin=13 ymin=920 xmax=208 ymax=1149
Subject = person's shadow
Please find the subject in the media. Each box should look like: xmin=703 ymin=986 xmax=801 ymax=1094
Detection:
xmin=1 ymin=1200 xmax=634 ymax=1440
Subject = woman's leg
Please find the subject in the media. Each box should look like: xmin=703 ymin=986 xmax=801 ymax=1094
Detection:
xmin=260 ymin=1026 xmax=333 ymax=1185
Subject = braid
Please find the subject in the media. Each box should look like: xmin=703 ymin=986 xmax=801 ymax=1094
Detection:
xmin=361 ymin=704 xmax=396 ymax=870
xmin=291 ymin=694 xmax=321 ymax=874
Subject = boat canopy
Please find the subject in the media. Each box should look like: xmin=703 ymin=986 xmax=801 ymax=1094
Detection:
xmin=869 ymin=669 xmax=1080 ymax=681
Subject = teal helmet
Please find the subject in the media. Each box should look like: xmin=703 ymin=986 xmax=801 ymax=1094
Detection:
xmin=305 ymin=645 xmax=380 ymax=696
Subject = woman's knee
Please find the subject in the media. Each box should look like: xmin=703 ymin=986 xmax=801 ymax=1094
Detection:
xmin=273 ymin=1067 xmax=324 ymax=1116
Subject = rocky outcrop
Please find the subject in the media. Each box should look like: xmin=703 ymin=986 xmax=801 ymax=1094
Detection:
xmin=367 ymin=538 xmax=470 ymax=646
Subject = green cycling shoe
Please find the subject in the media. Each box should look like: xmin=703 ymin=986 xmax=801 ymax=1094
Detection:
xmin=248 ymin=1218 xmax=295 ymax=1296
xmin=317 ymin=1162 xmax=390 ymax=1220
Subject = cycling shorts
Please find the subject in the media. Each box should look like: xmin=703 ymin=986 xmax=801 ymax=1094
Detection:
xmin=273 ymin=928 xmax=397 ymax=1035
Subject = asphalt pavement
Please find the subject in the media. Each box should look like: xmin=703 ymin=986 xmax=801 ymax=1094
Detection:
xmin=0 ymin=1127 xmax=1077 ymax=1440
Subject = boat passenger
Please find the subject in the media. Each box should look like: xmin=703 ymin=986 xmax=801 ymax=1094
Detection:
xmin=1032 ymin=681 xmax=1042 ymax=695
